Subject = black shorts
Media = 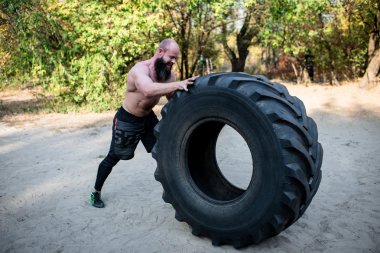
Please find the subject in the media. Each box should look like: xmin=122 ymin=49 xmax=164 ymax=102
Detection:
xmin=109 ymin=106 xmax=159 ymax=160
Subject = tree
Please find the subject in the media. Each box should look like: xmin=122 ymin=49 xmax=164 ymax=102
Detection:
xmin=163 ymin=0 xmax=219 ymax=79
xmin=47 ymin=0 xmax=173 ymax=109
xmin=361 ymin=0 xmax=380 ymax=86
xmin=0 ymin=0 xmax=64 ymax=81
xmin=218 ymin=0 xmax=265 ymax=72
xmin=0 ymin=0 xmax=177 ymax=109
xmin=263 ymin=0 xmax=333 ymax=83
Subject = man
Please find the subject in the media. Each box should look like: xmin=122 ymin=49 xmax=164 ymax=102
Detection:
xmin=90 ymin=38 xmax=197 ymax=208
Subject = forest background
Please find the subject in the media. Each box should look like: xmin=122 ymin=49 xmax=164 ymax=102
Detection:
xmin=0 ymin=0 xmax=379 ymax=112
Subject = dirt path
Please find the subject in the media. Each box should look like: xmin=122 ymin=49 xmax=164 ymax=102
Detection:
xmin=0 ymin=83 xmax=379 ymax=252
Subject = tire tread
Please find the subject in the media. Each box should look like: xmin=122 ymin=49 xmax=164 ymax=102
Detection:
xmin=152 ymin=72 xmax=322 ymax=248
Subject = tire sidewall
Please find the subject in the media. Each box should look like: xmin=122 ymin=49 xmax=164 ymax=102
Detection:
xmin=157 ymin=87 xmax=284 ymax=231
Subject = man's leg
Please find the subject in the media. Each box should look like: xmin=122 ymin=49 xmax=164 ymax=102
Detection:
xmin=141 ymin=111 xmax=159 ymax=153
xmin=90 ymin=107 xmax=144 ymax=208
xmin=91 ymin=152 xmax=120 ymax=208
xmin=90 ymin=115 xmax=120 ymax=208
xmin=94 ymin=153 xmax=120 ymax=192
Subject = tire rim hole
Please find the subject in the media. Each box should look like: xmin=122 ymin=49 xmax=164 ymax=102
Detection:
xmin=216 ymin=125 xmax=253 ymax=191
xmin=187 ymin=120 xmax=253 ymax=201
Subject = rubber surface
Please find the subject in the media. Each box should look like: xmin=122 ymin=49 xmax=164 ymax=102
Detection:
xmin=152 ymin=72 xmax=323 ymax=248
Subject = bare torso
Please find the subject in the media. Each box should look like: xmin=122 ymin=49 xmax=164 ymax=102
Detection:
xmin=123 ymin=60 xmax=173 ymax=117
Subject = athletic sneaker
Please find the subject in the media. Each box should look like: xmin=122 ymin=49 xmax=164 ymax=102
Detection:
xmin=90 ymin=192 xmax=105 ymax=208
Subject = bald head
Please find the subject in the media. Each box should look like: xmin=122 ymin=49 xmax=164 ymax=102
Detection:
xmin=158 ymin=38 xmax=179 ymax=52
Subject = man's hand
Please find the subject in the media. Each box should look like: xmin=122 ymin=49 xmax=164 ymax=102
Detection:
xmin=178 ymin=76 xmax=199 ymax=91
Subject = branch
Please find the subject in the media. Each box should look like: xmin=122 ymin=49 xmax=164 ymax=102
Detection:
xmin=221 ymin=21 xmax=237 ymax=62
xmin=165 ymin=5 xmax=180 ymax=30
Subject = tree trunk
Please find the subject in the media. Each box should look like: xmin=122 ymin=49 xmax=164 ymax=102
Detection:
xmin=221 ymin=6 xmax=259 ymax=72
xmin=361 ymin=8 xmax=380 ymax=87
xmin=368 ymin=31 xmax=377 ymax=62
xmin=317 ymin=13 xmax=340 ymax=85
xmin=368 ymin=8 xmax=380 ymax=61
xmin=179 ymin=16 xmax=191 ymax=80
xmin=301 ymin=68 xmax=311 ymax=84
xmin=166 ymin=3 xmax=192 ymax=80
xmin=290 ymin=62 xmax=298 ymax=81
xmin=221 ymin=22 xmax=238 ymax=70
xmin=361 ymin=48 xmax=380 ymax=87
xmin=232 ymin=53 xmax=249 ymax=72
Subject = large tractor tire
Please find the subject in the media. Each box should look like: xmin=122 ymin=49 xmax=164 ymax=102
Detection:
xmin=152 ymin=72 xmax=323 ymax=248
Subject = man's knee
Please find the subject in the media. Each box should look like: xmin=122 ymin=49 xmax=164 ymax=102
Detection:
xmin=113 ymin=148 xmax=134 ymax=160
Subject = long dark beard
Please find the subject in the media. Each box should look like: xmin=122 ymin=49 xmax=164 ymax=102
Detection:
xmin=154 ymin=57 xmax=172 ymax=82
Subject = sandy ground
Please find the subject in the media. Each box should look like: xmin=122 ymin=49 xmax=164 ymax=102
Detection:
xmin=0 ymin=83 xmax=380 ymax=253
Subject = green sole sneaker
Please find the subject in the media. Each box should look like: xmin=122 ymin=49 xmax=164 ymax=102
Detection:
xmin=90 ymin=192 xmax=105 ymax=208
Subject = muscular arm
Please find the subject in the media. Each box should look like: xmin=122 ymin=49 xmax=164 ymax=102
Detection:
xmin=132 ymin=66 xmax=194 ymax=97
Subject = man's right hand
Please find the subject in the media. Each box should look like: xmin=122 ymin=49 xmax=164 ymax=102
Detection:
xmin=178 ymin=76 xmax=199 ymax=91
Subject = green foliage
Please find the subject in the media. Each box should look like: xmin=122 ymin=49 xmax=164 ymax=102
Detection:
xmin=45 ymin=0 xmax=169 ymax=111
xmin=48 ymin=53 xmax=124 ymax=111
xmin=1 ymin=0 xmax=171 ymax=111
xmin=0 ymin=0 xmax=63 ymax=84
xmin=262 ymin=0 xmax=376 ymax=82
xmin=0 ymin=0 xmax=378 ymax=113
xmin=264 ymin=0 xmax=329 ymax=55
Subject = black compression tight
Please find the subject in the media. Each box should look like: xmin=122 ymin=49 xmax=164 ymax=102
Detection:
xmin=94 ymin=153 xmax=120 ymax=191
xmin=93 ymin=106 xmax=158 ymax=192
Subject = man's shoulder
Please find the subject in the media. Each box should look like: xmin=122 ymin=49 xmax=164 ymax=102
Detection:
xmin=130 ymin=61 xmax=150 ymax=75
xmin=136 ymin=60 xmax=151 ymax=69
